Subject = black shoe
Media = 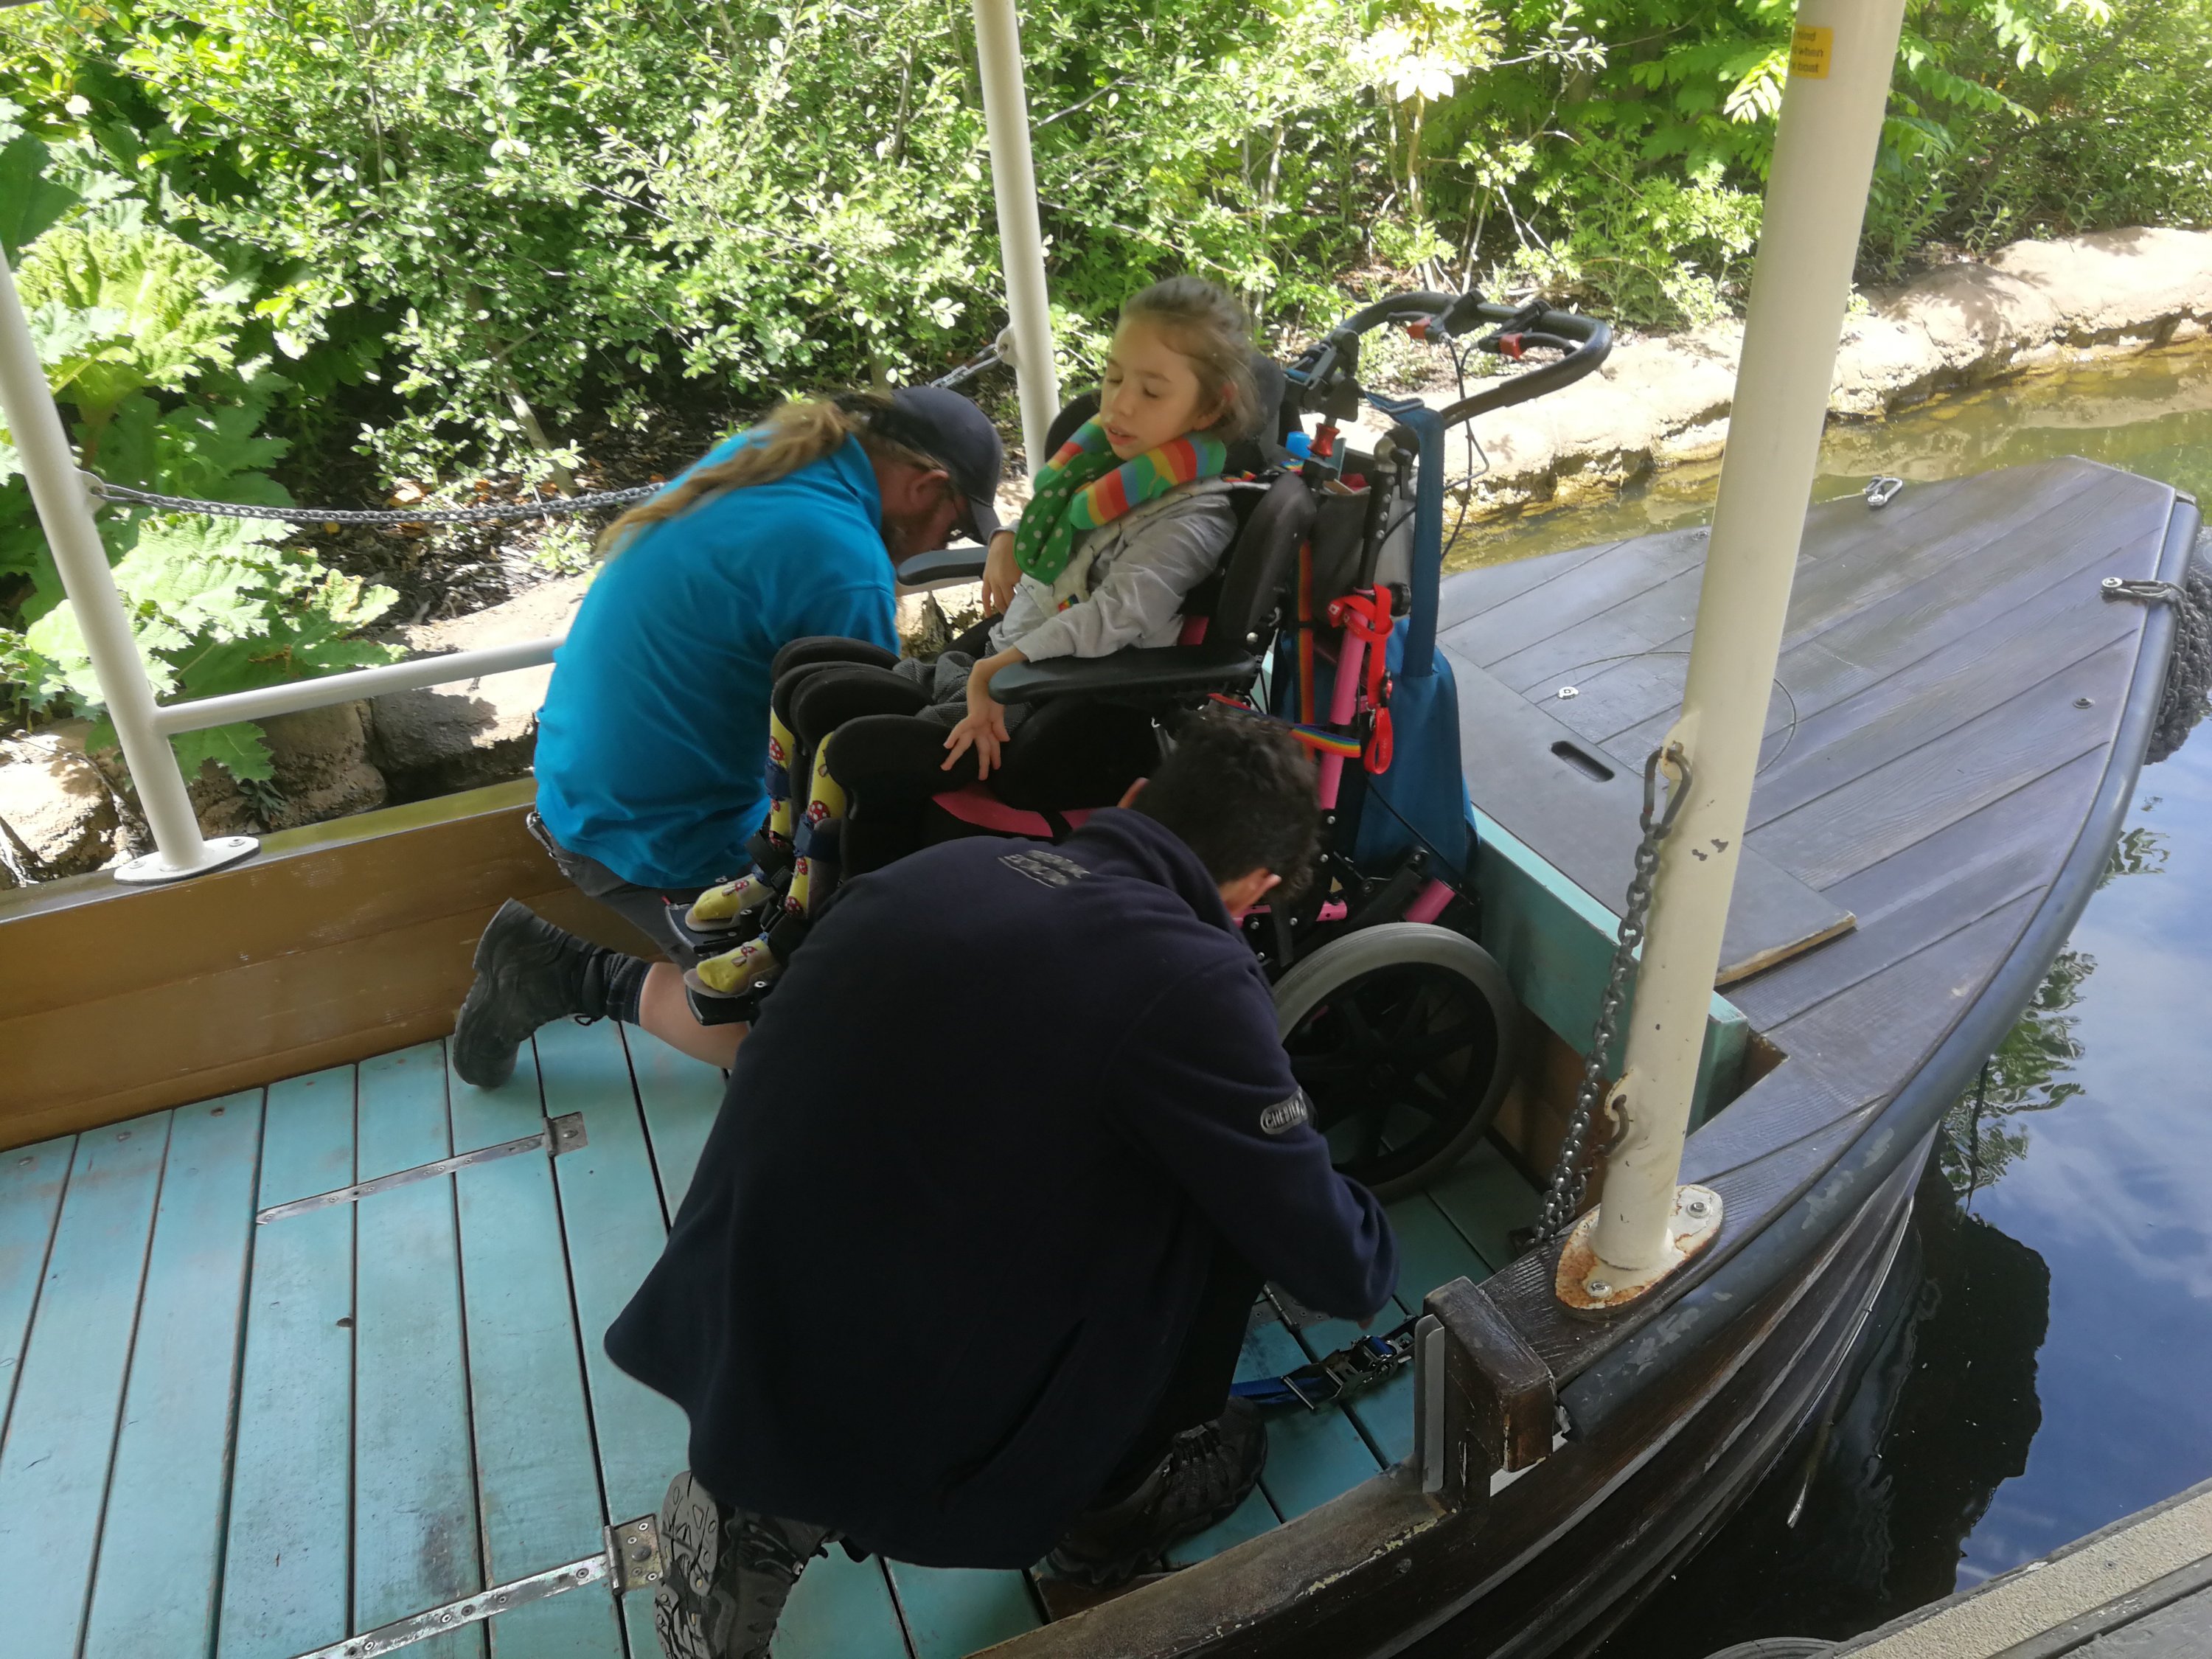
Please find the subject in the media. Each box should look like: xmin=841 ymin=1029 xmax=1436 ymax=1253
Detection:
xmin=1046 ymin=1399 xmax=1269 ymax=1587
xmin=655 ymin=1471 xmax=832 ymax=1659
xmin=452 ymin=900 xmax=603 ymax=1088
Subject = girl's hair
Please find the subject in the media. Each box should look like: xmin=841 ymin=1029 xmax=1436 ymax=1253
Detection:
xmin=1119 ymin=277 xmax=1263 ymax=443
xmin=596 ymin=392 xmax=936 ymax=556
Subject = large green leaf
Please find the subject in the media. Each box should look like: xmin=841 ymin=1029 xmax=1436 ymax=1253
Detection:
xmin=0 ymin=134 xmax=78 ymax=261
xmin=14 ymin=224 xmax=243 ymax=426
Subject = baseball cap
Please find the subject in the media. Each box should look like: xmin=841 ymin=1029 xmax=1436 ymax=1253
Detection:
xmin=871 ymin=385 xmax=1005 ymax=543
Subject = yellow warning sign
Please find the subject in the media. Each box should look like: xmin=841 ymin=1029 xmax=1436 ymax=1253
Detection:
xmin=1790 ymin=24 xmax=1833 ymax=78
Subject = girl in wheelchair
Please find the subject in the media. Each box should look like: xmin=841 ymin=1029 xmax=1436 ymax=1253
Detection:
xmin=686 ymin=276 xmax=1267 ymax=998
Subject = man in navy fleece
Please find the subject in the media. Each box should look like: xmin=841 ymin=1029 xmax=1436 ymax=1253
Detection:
xmin=606 ymin=709 xmax=1397 ymax=1659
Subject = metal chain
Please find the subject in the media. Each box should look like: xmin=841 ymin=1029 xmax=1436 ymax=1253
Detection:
xmin=80 ymin=471 xmax=659 ymax=528
xmin=75 ymin=341 xmax=1012 ymax=531
xmin=1532 ymin=742 xmax=1694 ymax=1242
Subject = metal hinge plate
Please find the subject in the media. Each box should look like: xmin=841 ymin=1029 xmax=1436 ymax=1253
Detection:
xmin=285 ymin=1513 xmax=657 ymax=1659
xmin=259 ymin=1113 xmax=587 ymax=1223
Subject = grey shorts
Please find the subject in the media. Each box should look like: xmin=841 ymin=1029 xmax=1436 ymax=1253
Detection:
xmin=526 ymin=810 xmax=709 ymax=967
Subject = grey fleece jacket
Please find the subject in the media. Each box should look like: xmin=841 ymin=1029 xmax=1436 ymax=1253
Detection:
xmin=990 ymin=480 xmax=1240 ymax=659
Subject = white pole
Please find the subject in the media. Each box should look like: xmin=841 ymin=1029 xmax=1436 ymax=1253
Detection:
xmin=1562 ymin=0 xmax=1909 ymax=1307
xmin=0 ymin=246 xmax=256 ymax=883
xmin=969 ymin=0 xmax=1061 ymax=470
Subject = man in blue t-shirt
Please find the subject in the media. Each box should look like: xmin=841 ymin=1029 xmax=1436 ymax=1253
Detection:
xmin=453 ymin=387 xmax=1003 ymax=1083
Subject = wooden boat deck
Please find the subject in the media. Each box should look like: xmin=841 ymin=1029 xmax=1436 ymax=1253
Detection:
xmin=1439 ymin=456 xmax=2192 ymax=1405
xmin=0 ymin=1020 xmax=1537 ymax=1659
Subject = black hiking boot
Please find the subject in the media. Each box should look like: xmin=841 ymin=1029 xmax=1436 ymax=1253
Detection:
xmin=1046 ymin=1398 xmax=1269 ymax=1587
xmin=655 ymin=1471 xmax=832 ymax=1659
xmin=452 ymin=900 xmax=613 ymax=1088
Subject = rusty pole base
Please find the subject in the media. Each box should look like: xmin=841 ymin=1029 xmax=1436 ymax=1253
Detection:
xmin=1554 ymin=1185 xmax=1724 ymax=1318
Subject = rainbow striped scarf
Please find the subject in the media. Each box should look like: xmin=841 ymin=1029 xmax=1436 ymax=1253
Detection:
xmin=1012 ymin=418 xmax=1227 ymax=588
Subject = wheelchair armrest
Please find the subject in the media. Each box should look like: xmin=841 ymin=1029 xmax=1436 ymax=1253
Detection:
xmin=993 ymin=641 xmax=1260 ymax=706
xmin=896 ymin=546 xmax=990 ymax=587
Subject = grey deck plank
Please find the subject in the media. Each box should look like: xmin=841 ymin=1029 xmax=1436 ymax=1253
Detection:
xmin=82 ymin=1093 xmax=262 ymax=1658
xmin=0 ymin=1111 xmax=170 ymax=1659
xmin=1582 ymin=462 xmax=2154 ymax=758
xmin=1436 ymin=536 xmax=1630 ymax=636
xmin=1745 ymin=560 xmax=2151 ymax=831
xmin=1750 ymin=636 xmax=2136 ymax=891
xmin=354 ymin=1047 xmax=484 ymax=1657
xmin=1440 ymin=524 xmax=1711 ymax=671
xmin=1731 ymin=752 xmax=2102 ymax=1031
xmin=1478 ymin=462 xmax=2082 ymax=728
xmin=1773 ymin=889 xmax=2044 ymax=1071
xmin=1450 ymin=646 xmax=1853 ymax=981
xmin=219 ymin=1067 xmax=359 ymax=1659
xmin=448 ymin=1044 xmax=629 ymax=1659
xmin=0 ymin=1133 xmax=72 ymax=1441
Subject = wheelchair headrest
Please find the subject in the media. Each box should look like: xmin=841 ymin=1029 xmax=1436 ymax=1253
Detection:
xmin=1042 ymin=352 xmax=1293 ymax=473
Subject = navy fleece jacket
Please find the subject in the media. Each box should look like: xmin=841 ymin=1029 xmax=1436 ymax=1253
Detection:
xmin=604 ymin=808 xmax=1396 ymax=1568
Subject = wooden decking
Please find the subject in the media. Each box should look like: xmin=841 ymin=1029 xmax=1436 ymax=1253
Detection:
xmin=0 ymin=1022 xmax=1536 ymax=1659
xmin=1440 ymin=456 xmax=2191 ymax=1392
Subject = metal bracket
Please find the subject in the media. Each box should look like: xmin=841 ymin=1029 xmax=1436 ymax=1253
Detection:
xmin=285 ymin=1514 xmax=658 ymax=1659
xmin=257 ymin=1113 xmax=587 ymax=1223
xmin=1411 ymin=1315 xmax=1446 ymax=1495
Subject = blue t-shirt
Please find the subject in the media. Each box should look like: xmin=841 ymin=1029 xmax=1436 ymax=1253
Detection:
xmin=534 ymin=434 xmax=899 ymax=888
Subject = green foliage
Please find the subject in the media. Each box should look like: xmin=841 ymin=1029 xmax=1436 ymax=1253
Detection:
xmin=15 ymin=220 xmax=248 ymax=448
xmin=5 ymin=515 xmax=398 ymax=781
xmin=0 ymin=131 xmax=399 ymax=779
xmin=0 ymin=0 xmax=2200 ymax=474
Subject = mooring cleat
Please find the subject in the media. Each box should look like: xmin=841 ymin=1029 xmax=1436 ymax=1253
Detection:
xmin=685 ymin=874 xmax=774 ymax=933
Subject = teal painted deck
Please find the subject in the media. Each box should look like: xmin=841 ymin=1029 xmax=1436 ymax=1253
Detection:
xmin=0 ymin=1027 xmax=1534 ymax=1659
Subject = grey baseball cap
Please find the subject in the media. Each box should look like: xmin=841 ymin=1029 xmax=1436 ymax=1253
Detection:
xmin=872 ymin=385 xmax=1005 ymax=542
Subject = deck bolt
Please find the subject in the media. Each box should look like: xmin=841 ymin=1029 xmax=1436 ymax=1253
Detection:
xmin=2074 ymin=696 xmax=2094 ymax=709
xmin=1585 ymin=1278 xmax=1613 ymax=1298
xmin=1557 ymin=685 xmax=1579 ymax=699
xmin=1685 ymin=1197 xmax=1709 ymax=1217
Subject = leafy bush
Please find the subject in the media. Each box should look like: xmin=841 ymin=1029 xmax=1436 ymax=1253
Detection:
xmin=0 ymin=105 xmax=398 ymax=783
xmin=0 ymin=0 xmax=2194 ymax=486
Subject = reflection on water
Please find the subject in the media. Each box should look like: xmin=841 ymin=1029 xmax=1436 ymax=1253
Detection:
xmin=1446 ymin=340 xmax=2212 ymax=571
xmin=1497 ymin=346 xmax=2212 ymax=1657
xmin=1590 ymin=1162 xmax=2053 ymax=1657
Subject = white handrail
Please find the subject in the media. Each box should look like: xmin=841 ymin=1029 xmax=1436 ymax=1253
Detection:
xmin=0 ymin=247 xmax=258 ymax=884
xmin=150 ymin=635 xmax=565 ymax=737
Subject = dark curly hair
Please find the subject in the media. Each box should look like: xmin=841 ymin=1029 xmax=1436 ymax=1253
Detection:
xmin=1133 ymin=706 xmax=1321 ymax=896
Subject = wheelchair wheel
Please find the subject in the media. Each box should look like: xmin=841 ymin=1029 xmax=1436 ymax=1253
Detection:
xmin=1272 ymin=922 xmax=1518 ymax=1200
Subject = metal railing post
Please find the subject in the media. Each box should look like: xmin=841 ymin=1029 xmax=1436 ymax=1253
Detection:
xmin=0 ymin=246 xmax=257 ymax=883
xmin=1556 ymin=0 xmax=1910 ymax=1312
xmin=970 ymin=0 xmax=1062 ymax=472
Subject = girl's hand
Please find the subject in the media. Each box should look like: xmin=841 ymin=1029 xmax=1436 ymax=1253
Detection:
xmin=943 ymin=701 xmax=1012 ymax=779
xmin=944 ymin=650 xmax=1020 ymax=778
xmin=982 ymin=529 xmax=1019 ymax=616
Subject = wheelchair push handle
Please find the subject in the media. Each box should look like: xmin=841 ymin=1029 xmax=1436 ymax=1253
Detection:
xmin=1287 ymin=290 xmax=1612 ymax=428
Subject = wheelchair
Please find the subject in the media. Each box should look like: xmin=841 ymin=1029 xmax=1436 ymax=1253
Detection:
xmin=669 ymin=293 xmax=1611 ymax=1199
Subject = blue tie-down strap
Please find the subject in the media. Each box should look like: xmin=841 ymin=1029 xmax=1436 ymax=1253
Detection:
xmin=1233 ymin=1315 xmax=1422 ymax=1411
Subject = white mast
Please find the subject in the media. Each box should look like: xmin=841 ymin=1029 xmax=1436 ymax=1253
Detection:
xmin=1558 ymin=0 xmax=1912 ymax=1310
xmin=969 ymin=0 xmax=1062 ymax=470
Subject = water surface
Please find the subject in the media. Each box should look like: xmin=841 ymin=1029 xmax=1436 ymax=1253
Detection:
xmin=1447 ymin=344 xmax=2212 ymax=1656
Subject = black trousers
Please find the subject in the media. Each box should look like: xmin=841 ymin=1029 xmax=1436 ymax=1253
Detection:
xmin=1094 ymin=1233 xmax=1264 ymax=1503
